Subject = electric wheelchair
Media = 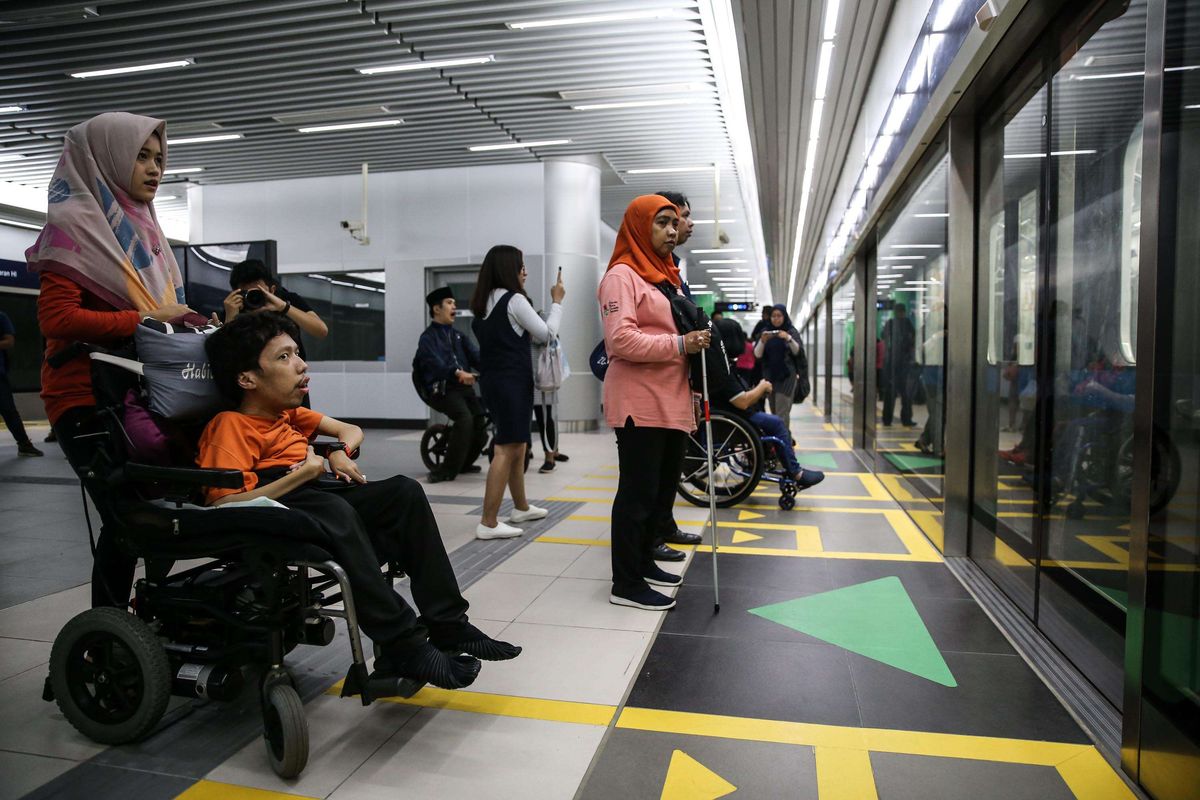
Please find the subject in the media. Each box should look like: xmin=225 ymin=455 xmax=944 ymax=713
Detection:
xmin=677 ymin=410 xmax=803 ymax=510
xmin=42 ymin=347 xmax=420 ymax=779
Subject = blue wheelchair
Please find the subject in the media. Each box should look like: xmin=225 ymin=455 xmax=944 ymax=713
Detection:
xmin=676 ymin=410 xmax=802 ymax=510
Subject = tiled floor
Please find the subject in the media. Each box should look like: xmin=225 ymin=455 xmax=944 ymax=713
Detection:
xmin=0 ymin=409 xmax=1140 ymax=799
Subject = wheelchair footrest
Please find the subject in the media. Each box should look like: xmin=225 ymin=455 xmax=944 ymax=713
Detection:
xmin=367 ymin=675 xmax=425 ymax=700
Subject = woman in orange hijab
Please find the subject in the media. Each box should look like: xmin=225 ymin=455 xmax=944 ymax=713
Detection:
xmin=598 ymin=195 xmax=710 ymax=611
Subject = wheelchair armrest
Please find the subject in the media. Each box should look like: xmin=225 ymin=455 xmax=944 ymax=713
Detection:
xmin=312 ymin=440 xmax=361 ymax=459
xmin=123 ymin=462 xmax=244 ymax=489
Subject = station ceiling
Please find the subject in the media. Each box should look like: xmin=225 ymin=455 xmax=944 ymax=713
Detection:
xmin=0 ymin=0 xmax=894 ymax=305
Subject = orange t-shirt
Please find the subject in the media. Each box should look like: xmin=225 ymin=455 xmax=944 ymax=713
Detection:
xmin=196 ymin=407 xmax=324 ymax=504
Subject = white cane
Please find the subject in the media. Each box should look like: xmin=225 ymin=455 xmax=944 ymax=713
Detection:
xmin=699 ymin=324 xmax=721 ymax=613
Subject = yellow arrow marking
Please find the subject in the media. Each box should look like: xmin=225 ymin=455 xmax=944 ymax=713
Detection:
xmin=660 ymin=750 xmax=737 ymax=800
xmin=738 ymin=510 xmax=765 ymax=521
xmin=731 ymin=530 xmax=763 ymax=544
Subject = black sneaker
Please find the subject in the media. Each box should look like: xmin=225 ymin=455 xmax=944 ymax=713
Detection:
xmin=644 ymin=564 xmax=682 ymax=587
xmin=609 ymin=587 xmax=676 ymax=610
xmin=554 ymin=453 xmax=569 ymax=462
xmin=428 ymin=471 xmax=455 ymax=484
xmin=794 ymin=468 xmax=826 ymax=489
xmin=376 ymin=641 xmax=481 ymax=690
xmin=432 ymin=622 xmax=522 ymax=661
xmin=17 ymin=442 xmax=44 ymax=457
xmin=460 ymin=464 xmax=483 ymax=474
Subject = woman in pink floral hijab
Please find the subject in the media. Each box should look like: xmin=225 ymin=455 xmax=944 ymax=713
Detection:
xmin=28 ymin=112 xmax=193 ymax=608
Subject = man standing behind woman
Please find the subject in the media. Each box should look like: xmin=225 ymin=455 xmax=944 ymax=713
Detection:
xmin=471 ymin=245 xmax=564 ymax=539
xmin=754 ymin=304 xmax=804 ymax=442
xmin=599 ymin=195 xmax=710 ymax=611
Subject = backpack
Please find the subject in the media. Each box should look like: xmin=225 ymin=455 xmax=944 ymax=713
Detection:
xmin=535 ymin=337 xmax=569 ymax=391
xmin=589 ymin=339 xmax=609 ymax=381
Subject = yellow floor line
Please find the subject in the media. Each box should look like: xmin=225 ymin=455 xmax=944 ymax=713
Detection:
xmin=324 ymin=683 xmax=616 ymax=726
xmin=909 ymin=510 xmax=946 ymax=554
xmin=815 ymin=747 xmax=879 ymax=800
xmin=856 ymin=473 xmax=893 ymax=501
xmin=884 ymin=509 xmax=945 ymax=562
xmin=174 ymin=782 xmax=318 ymax=800
xmin=1054 ymin=748 xmax=1140 ymax=799
xmin=538 ymin=536 xmax=611 ymax=547
xmin=617 ymin=707 xmax=1104 ymax=768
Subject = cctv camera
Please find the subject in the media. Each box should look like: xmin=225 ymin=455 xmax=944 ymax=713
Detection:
xmin=718 ymin=230 xmax=731 ymax=245
xmin=340 ymin=220 xmax=351 ymax=229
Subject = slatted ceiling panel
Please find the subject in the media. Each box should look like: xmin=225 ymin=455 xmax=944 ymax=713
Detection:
xmin=732 ymin=0 xmax=893 ymax=302
xmin=0 ymin=0 xmax=759 ymax=291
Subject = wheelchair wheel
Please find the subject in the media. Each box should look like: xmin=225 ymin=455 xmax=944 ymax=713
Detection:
xmin=677 ymin=413 xmax=764 ymax=508
xmin=49 ymin=608 xmax=171 ymax=745
xmin=420 ymin=424 xmax=450 ymax=471
xmin=263 ymin=683 xmax=309 ymax=778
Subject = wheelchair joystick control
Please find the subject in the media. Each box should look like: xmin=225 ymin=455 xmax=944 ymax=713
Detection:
xmin=173 ymin=662 xmax=244 ymax=701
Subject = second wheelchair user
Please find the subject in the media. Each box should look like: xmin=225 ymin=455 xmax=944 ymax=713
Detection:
xmin=414 ymin=286 xmax=487 ymax=483
xmin=199 ymin=311 xmax=521 ymax=690
xmin=706 ymin=325 xmax=826 ymax=490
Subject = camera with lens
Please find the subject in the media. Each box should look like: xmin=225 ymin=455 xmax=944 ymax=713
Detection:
xmin=239 ymin=287 xmax=268 ymax=311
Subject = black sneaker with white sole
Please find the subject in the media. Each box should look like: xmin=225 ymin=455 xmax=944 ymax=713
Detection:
xmin=644 ymin=564 xmax=682 ymax=587
xmin=609 ymin=587 xmax=676 ymax=610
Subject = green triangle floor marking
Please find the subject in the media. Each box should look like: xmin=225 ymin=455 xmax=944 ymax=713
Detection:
xmin=748 ymin=576 xmax=956 ymax=687
xmin=883 ymin=452 xmax=944 ymax=472
xmin=798 ymin=452 xmax=839 ymax=470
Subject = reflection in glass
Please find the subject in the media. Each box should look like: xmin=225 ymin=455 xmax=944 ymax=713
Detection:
xmin=831 ymin=280 xmax=856 ymax=439
xmin=288 ymin=272 xmax=386 ymax=362
xmin=874 ymin=154 xmax=949 ymax=502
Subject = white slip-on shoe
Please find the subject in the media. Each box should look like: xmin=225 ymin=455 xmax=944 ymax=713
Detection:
xmin=476 ymin=521 xmax=523 ymax=540
xmin=506 ymin=504 xmax=548 ymax=523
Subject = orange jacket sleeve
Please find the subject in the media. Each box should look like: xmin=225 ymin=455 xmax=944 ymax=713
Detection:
xmin=38 ymin=271 xmax=140 ymax=343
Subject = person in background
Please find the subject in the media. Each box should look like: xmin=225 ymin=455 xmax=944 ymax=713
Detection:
xmin=710 ymin=309 xmax=747 ymax=364
xmin=881 ymin=302 xmax=917 ymax=427
xmin=29 ymin=112 xmax=194 ymax=608
xmin=470 ymin=245 xmax=564 ymax=539
xmin=531 ymin=303 xmax=570 ymax=473
xmin=221 ymin=259 xmax=327 ymax=407
xmin=753 ymin=304 xmax=804 ymax=441
xmin=750 ymin=304 xmax=774 ymax=341
xmin=599 ymin=194 xmax=710 ymax=611
xmin=0 ymin=310 xmax=43 ymax=456
xmin=415 ymin=287 xmax=486 ymax=482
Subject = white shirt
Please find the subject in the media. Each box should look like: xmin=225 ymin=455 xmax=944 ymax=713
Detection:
xmin=485 ymin=288 xmax=561 ymax=343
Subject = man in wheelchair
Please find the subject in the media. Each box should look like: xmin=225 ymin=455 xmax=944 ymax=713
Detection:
xmin=200 ymin=312 xmax=521 ymax=690
xmin=705 ymin=327 xmax=825 ymax=490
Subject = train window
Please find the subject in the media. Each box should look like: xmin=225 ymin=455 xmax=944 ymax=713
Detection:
xmin=1119 ymin=122 xmax=1142 ymax=365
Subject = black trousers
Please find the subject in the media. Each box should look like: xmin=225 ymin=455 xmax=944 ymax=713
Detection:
xmin=279 ymin=475 xmax=470 ymax=649
xmin=612 ymin=422 xmax=686 ymax=594
xmin=0 ymin=373 xmax=30 ymax=446
xmin=881 ymin=367 xmax=914 ymax=425
xmin=54 ymin=406 xmax=138 ymax=608
xmin=533 ymin=398 xmax=557 ymax=454
xmin=427 ymin=387 xmax=487 ymax=477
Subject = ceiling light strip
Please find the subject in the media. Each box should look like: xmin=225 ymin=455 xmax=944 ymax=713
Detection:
xmin=468 ymin=139 xmax=571 ymax=152
xmin=357 ymin=56 xmax=494 ymax=75
xmin=298 ymin=119 xmax=403 ymax=133
xmin=168 ymin=134 xmax=243 ymax=145
xmin=785 ymin=0 xmax=841 ymax=312
xmin=70 ymin=59 xmax=192 ymax=79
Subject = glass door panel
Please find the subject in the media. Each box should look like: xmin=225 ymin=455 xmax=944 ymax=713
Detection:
xmin=971 ymin=81 xmax=1048 ymax=617
xmin=831 ymin=279 xmax=856 ymax=439
xmin=1136 ymin=0 xmax=1200 ymax=795
xmin=1037 ymin=0 xmax=1148 ymax=706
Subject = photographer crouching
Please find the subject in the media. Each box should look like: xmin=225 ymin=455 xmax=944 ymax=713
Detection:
xmin=221 ymin=259 xmax=328 ymax=407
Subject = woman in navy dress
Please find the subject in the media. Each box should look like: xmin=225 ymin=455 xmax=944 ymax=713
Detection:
xmin=469 ymin=245 xmax=565 ymax=539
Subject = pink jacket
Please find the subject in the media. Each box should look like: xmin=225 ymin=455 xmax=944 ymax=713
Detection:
xmin=598 ymin=263 xmax=694 ymax=432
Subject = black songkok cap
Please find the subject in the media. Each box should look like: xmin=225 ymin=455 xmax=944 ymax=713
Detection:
xmin=426 ymin=286 xmax=454 ymax=309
